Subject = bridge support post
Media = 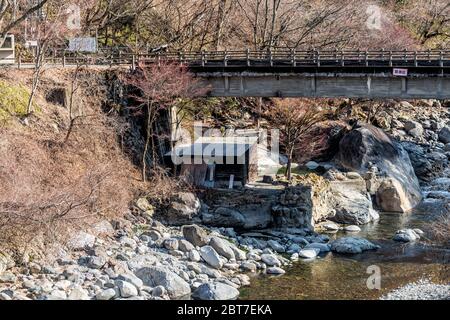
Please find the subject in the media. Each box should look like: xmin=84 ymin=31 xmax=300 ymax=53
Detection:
xmin=401 ymin=78 xmax=407 ymax=94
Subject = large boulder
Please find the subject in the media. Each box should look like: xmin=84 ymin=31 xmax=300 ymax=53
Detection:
xmin=329 ymin=181 xmax=379 ymax=225
xmin=164 ymin=192 xmax=201 ymax=225
xmin=135 ymin=266 xmax=191 ymax=298
xmin=336 ymin=124 xmax=421 ymax=213
xmin=192 ymin=282 xmax=239 ymax=300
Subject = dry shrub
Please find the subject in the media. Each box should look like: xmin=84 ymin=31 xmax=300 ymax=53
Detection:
xmin=145 ymin=166 xmax=193 ymax=206
xmin=0 ymin=69 xmax=142 ymax=255
xmin=429 ymin=204 xmax=450 ymax=246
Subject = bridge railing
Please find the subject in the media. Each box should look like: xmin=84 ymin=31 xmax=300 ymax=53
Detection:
xmin=14 ymin=49 xmax=450 ymax=70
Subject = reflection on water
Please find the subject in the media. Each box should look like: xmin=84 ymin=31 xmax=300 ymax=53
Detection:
xmin=240 ymin=207 xmax=450 ymax=300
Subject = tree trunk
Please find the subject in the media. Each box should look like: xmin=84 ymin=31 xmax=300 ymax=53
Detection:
xmin=142 ymin=104 xmax=152 ymax=182
xmin=286 ymin=147 xmax=293 ymax=181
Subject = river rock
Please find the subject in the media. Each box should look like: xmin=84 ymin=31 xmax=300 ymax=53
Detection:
xmin=188 ymin=249 xmax=201 ymax=262
xmin=182 ymin=225 xmax=209 ymax=247
xmin=230 ymin=246 xmax=246 ymax=261
xmin=200 ymin=246 xmax=223 ymax=269
xmin=240 ymin=262 xmax=257 ymax=272
xmin=298 ymin=249 xmax=318 ymax=259
xmin=438 ymin=126 xmax=450 ymax=144
xmin=267 ymin=240 xmax=285 ymax=253
xmin=165 ymin=192 xmax=201 ymax=225
xmin=192 ymin=282 xmax=239 ymax=300
xmin=376 ymin=178 xmax=416 ymax=213
xmin=344 ymin=225 xmax=362 ymax=232
xmin=304 ymin=243 xmax=331 ymax=253
xmin=86 ymin=256 xmax=106 ymax=269
xmin=135 ymin=266 xmax=191 ymax=298
xmin=178 ymin=239 xmax=195 ymax=252
xmin=68 ymin=286 xmax=90 ymax=300
xmin=330 ymin=237 xmax=380 ymax=254
xmin=209 ymin=237 xmax=235 ymax=260
xmin=393 ymin=229 xmax=420 ymax=242
xmin=323 ymin=222 xmax=340 ymax=231
xmin=260 ymin=254 xmax=281 ymax=267
xmin=336 ymin=124 xmax=422 ymax=213
xmin=115 ymin=280 xmax=138 ymax=298
xmin=96 ymin=288 xmax=116 ymax=300
xmin=266 ymin=267 xmax=286 ymax=275
xmin=163 ymin=238 xmax=179 ymax=251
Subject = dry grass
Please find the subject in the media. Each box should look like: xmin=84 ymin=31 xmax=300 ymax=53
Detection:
xmin=429 ymin=204 xmax=450 ymax=246
xmin=0 ymin=68 xmax=143 ymax=257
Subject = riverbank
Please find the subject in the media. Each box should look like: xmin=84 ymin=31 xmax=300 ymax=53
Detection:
xmin=381 ymin=279 xmax=450 ymax=300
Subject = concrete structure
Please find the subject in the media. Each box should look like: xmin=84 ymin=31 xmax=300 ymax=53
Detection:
xmin=198 ymin=72 xmax=450 ymax=99
xmin=0 ymin=35 xmax=15 ymax=64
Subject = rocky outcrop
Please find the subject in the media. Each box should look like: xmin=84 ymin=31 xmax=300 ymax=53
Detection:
xmin=164 ymin=192 xmax=201 ymax=225
xmin=336 ymin=124 xmax=422 ymax=213
xmin=328 ymin=176 xmax=379 ymax=225
xmin=202 ymin=207 xmax=246 ymax=229
xmin=272 ymin=174 xmax=332 ymax=229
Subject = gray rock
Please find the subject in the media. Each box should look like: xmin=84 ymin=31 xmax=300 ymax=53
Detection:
xmin=336 ymin=124 xmax=422 ymax=213
xmin=266 ymin=267 xmax=286 ymax=275
xmin=192 ymin=282 xmax=239 ymax=300
xmin=393 ymin=229 xmax=420 ymax=242
xmin=182 ymin=225 xmax=209 ymax=247
xmin=438 ymin=126 xmax=450 ymax=144
xmin=135 ymin=266 xmax=191 ymax=298
xmin=323 ymin=222 xmax=340 ymax=231
xmin=188 ymin=250 xmax=201 ymax=262
xmin=330 ymin=237 xmax=380 ymax=254
xmin=178 ymin=239 xmax=195 ymax=252
xmin=267 ymin=240 xmax=285 ymax=253
xmin=344 ymin=225 xmax=362 ymax=232
xmin=260 ymin=254 xmax=281 ymax=267
xmin=330 ymin=183 xmax=380 ymax=225
xmin=202 ymin=207 xmax=246 ymax=228
xmin=117 ymin=273 xmax=143 ymax=289
xmin=152 ymin=285 xmax=166 ymax=297
xmin=298 ymin=249 xmax=318 ymax=259
xmin=240 ymin=262 xmax=257 ymax=272
xmin=86 ymin=256 xmax=106 ymax=269
xmin=96 ymin=288 xmax=116 ymax=300
xmin=163 ymin=238 xmax=179 ymax=251
xmin=230 ymin=246 xmax=246 ymax=261
xmin=68 ymin=286 xmax=90 ymax=300
xmin=199 ymin=246 xmax=223 ymax=269
xmin=115 ymin=280 xmax=138 ymax=298
xmin=209 ymin=237 xmax=235 ymax=260
xmin=166 ymin=192 xmax=201 ymax=225
xmin=304 ymin=243 xmax=331 ymax=253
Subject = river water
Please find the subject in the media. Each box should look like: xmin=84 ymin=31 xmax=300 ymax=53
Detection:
xmin=239 ymin=203 xmax=450 ymax=300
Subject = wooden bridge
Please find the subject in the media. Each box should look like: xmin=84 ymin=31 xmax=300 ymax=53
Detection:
xmin=15 ymin=49 xmax=450 ymax=99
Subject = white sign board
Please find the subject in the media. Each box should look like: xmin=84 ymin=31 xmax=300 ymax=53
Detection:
xmin=25 ymin=40 xmax=38 ymax=48
xmin=68 ymin=37 xmax=97 ymax=53
xmin=393 ymin=68 xmax=408 ymax=76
